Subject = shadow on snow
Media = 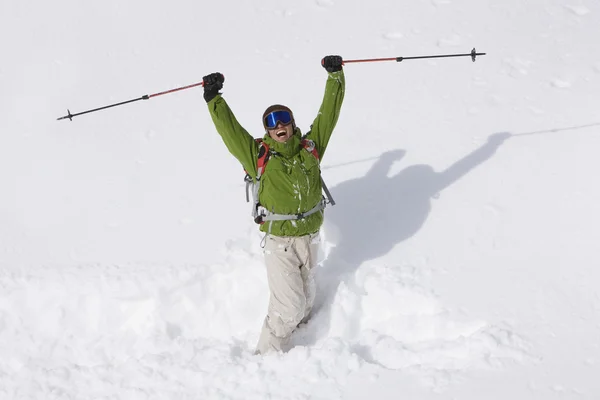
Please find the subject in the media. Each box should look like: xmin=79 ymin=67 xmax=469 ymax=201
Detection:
xmin=298 ymin=131 xmax=511 ymax=347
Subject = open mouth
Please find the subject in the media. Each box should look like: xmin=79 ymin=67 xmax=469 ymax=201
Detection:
xmin=276 ymin=130 xmax=287 ymax=137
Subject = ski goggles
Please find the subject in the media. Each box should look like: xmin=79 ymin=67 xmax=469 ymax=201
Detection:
xmin=263 ymin=110 xmax=293 ymax=129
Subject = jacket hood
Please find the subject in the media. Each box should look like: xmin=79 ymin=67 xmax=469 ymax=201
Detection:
xmin=262 ymin=127 xmax=303 ymax=158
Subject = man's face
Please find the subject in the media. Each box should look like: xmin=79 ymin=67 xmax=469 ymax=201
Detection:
xmin=267 ymin=122 xmax=294 ymax=143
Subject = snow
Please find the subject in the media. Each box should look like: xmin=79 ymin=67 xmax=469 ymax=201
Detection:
xmin=2 ymin=0 xmax=600 ymax=398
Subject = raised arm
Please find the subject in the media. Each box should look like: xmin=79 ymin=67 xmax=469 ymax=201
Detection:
xmin=203 ymin=73 xmax=260 ymax=178
xmin=305 ymin=56 xmax=346 ymax=160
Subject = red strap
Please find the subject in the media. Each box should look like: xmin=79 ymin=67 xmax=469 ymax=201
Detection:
xmin=256 ymin=139 xmax=269 ymax=178
xmin=243 ymin=139 xmax=270 ymax=178
xmin=301 ymin=139 xmax=320 ymax=160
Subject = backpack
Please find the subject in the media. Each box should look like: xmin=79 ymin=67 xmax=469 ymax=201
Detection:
xmin=244 ymin=138 xmax=335 ymax=224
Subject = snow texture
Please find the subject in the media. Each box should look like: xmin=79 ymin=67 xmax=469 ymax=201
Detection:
xmin=1 ymin=0 xmax=600 ymax=398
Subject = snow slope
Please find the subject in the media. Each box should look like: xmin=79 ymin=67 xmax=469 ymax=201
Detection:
xmin=2 ymin=0 xmax=600 ymax=398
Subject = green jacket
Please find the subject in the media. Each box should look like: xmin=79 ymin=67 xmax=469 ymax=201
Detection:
xmin=207 ymin=70 xmax=345 ymax=237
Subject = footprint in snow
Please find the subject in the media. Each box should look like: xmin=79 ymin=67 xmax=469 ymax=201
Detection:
xmin=502 ymin=57 xmax=532 ymax=78
xmin=564 ymin=5 xmax=590 ymax=16
xmin=316 ymin=0 xmax=334 ymax=7
xmin=437 ymin=34 xmax=461 ymax=47
xmin=382 ymin=32 xmax=404 ymax=40
xmin=551 ymin=78 xmax=572 ymax=89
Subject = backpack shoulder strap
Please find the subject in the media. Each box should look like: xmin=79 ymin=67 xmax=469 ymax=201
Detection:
xmin=255 ymin=139 xmax=270 ymax=180
xmin=300 ymin=138 xmax=335 ymax=205
xmin=244 ymin=138 xmax=270 ymax=204
xmin=300 ymin=138 xmax=319 ymax=161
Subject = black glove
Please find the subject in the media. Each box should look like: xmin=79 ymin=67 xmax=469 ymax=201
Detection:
xmin=321 ymin=55 xmax=343 ymax=73
xmin=202 ymin=72 xmax=224 ymax=103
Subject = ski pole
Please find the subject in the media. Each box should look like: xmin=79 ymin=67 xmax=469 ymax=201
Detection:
xmin=57 ymin=80 xmax=211 ymax=121
xmin=341 ymin=48 xmax=486 ymax=64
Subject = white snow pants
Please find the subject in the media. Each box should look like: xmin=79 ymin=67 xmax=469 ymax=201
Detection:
xmin=255 ymin=232 xmax=320 ymax=355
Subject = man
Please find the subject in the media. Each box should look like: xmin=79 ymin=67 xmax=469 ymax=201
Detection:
xmin=202 ymin=55 xmax=345 ymax=354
